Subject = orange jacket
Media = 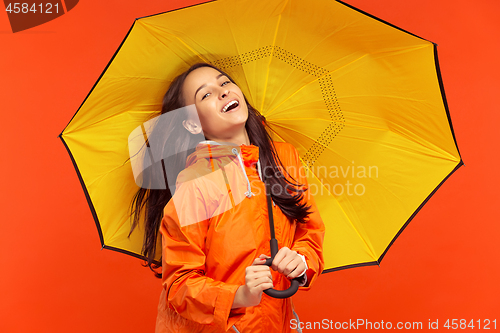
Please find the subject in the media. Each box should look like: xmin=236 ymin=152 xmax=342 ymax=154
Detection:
xmin=155 ymin=141 xmax=325 ymax=333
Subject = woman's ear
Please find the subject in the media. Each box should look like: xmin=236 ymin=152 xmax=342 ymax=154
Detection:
xmin=182 ymin=119 xmax=203 ymax=135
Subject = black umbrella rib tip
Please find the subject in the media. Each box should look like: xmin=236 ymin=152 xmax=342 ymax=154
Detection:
xmin=335 ymin=0 xmax=430 ymax=42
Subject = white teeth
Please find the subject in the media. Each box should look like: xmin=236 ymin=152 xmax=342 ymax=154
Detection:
xmin=222 ymin=100 xmax=238 ymax=113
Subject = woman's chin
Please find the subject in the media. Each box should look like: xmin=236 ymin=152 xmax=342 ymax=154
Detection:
xmin=221 ymin=110 xmax=248 ymax=127
xmin=207 ymin=123 xmax=249 ymax=144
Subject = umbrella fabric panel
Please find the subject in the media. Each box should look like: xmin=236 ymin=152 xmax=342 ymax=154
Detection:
xmin=63 ymin=112 xmax=160 ymax=258
xmin=332 ymin=45 xmax=460 ymax=160
xmin=304 ymin=172 xmax=379 ymax=268
xmin=328 ymin=135 xmax=458 ymax=261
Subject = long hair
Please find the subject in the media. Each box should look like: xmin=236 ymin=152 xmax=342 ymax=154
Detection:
xmin=130 ymin=63 xmax=312 ymax=278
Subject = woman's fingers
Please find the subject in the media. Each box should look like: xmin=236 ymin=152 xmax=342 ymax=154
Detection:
xmin=251 ymin=251 xmax=305 ymax=280
xmin=238 ymin=251 xmax=307 ymax=309
xmin=246 ymin=263 xmax=272 ymax=284
xmin=285 ymin=258 xmax=306 ymax=279
xmin=246 ymin=265 xmax=272 ymax=281
xmin=237 ymin=255 xmax=279 ymax=308
xmin=271 ymin=247 xmax=306 ymax=278
xmin=255 ymin=277 xmax=274 ymax=291
xmin=272 ymin=247 xmax=294 ymax=272
xmin=271 ymin=247 xmax=289 ymax=271
xmin=247 ymin=274 xmax=273 ymax=288
xmin=252 ymin=256 xmax=268 ymax=265
xmin=239 ymin=261 xmax=274 ymax=307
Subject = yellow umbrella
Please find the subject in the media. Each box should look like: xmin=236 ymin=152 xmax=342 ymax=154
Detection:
xmin=59 ymin=0 xmax=463 ymax=271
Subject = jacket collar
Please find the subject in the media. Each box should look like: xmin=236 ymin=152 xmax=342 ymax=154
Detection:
xmin=186 ymin=141 xmax=262 ymax=198
xmin=187 ymin=140 xmax=260 ymax=168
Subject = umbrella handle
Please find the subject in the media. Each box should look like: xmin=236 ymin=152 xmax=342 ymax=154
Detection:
xmin=262 ymin=239 xmax=300 ymax=299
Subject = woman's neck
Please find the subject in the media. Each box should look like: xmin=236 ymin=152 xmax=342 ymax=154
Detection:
xmin=207 ymin=129 xmax=250 ymax=146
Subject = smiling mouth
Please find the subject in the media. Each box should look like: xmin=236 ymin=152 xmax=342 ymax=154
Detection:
xmin=221 ymin=100 xmax=239 ymax=113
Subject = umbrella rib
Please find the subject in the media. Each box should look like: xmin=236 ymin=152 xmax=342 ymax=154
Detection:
xmin=321 ymin=45 xmax=429 ymax=78
xmin=220 ymin=6 xmax=255 ymax=104
xmin=106 ymin=216 xmax=133 ymax=248
xmin=84 ymin=157 xmax=133 ymax=188
xmin=265 ymin=52 xmax=367 ymax=115
xmin=282 ymin=118 xmax=456 ymax=163
xmin=264 ymin=9 xmax=352 ymax=109
xmin=265 ymin=72 xmax=331 ymax=117
xmin=271 ymin=114 xmax=457 ymax=163
xmin=341 ymin=93 xmax=425 ymax=103
xmin=269 ymin=122 xmax=335 ymax=147
xmin=344 ymin=115 xmax=460 ymax=162
xmin=266 ymin=43 xmax=428 ymax=117
xmin=65 ymin=108 xmax=156 ymax=135
xmin=272 ymin=107 xmax=458 ymax=162
xmin=381 ymin=122 xmax=459 ymax=162
xmin=140 ymin=21 xmax=209 ymax=65
xmin=261 ymin=0 xmax=289 ymax=112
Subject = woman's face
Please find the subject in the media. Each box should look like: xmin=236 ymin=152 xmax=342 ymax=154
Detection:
xmin=182 ymin=66 xmax=249 ymax=144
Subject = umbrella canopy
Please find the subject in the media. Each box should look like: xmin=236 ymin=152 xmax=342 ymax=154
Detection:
xmin=59 ymin=0 xmax=462 ymax=271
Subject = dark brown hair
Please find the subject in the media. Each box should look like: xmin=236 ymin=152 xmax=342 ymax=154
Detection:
xmin=129 ymin=63 xmax=311 ymax=278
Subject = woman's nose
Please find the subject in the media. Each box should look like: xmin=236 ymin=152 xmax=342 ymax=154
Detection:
xmin=220 ymin=89 xmax=229 ymax=99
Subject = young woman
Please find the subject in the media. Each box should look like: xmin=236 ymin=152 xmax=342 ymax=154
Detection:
xmin=130 ymin=63 xmax=325 ymax=332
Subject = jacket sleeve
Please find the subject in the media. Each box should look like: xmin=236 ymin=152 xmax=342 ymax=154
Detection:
xmin=284 ymin=143 xmax=326 ymax=290
xmin=160 ymin=176 xmax=246 ymax=330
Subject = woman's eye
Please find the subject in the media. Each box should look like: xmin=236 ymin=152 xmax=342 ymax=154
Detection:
xmin=201 ymin=81 xmax=230 ymax=100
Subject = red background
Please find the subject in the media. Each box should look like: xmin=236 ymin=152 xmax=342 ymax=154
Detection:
xmin=1 ymin=0 xmax=498 ymax=331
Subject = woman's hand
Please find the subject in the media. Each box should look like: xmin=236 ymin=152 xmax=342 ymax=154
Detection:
xmin=232 ymin=255 xmax=273 ymax=309
xmin=268 ymin=247 xmax=306 ymax=279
